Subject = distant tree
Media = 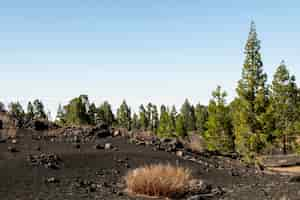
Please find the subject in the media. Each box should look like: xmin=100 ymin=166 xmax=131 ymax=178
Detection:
xmin=158 ymin=105 xmax=174 ymax=137
xmin=56 ymin=104 xmax=66 ymax=125
xmin=195 ymin=103 xmax=208 ymax=133
xmin=138 ymin=104 xmax=148 ymax=130
xmin=180 ymin=99 xmax=196 ymax=132
xmin=204 ymin=86 xmax=234 ymax=153
xmin=46 ymin=110 xmax=52 ymax=121
xmin=151 ymin=105 xmax=159 ymax=133
xmin=26 ymin=101 xmax=34 ymax=121
xmin=0 ymin=102 xmax=5 ymax=112
xmin=8 ymin=102 xmax=25 ymax=127
xmin=146 ymin=103 xmax=152 ymax=130
xmin=175 ymin=114 xmax=187 ymax=137
xmin=233 ymin=21 xmax=269 ymax=159
xmin=170 ymin=105 xmax=177 ymax=131
xmin=88 ymin=103 xmax=97 ymax=125
xmin=63 ymin=95 xmax=90 ymax=125
xmin=97 ymin=101 xmax=114 ymax=127
xmin=132 ymin=113 xmax=140 ymax=130
xmin=117 ymin=100 xmax=131 ymax=130
xmin=33 ymin=99 xmax=47 ymax=120
xmin=268 ymin=61 xmax=299 ymax=154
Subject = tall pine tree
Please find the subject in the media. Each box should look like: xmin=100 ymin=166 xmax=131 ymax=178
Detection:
xmin=268 ymin=61 xmax=299 ymax=154
xmin=233 ymin=21 xmax=269 ymax=159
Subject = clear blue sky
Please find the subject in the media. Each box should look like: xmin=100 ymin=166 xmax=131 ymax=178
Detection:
xmin=0 ymin=0 xmax=299 ymax=117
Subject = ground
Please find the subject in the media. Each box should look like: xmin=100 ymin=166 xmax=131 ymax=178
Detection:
xmin=0 ymin=129 xmax=299 ymax=200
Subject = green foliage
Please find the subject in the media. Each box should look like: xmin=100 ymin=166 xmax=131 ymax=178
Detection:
xmin=26 ymin=101 xmax=34 ymax=121
xmin=204 ymin=86 xmax=234 ymax=153
xmin=117 ymin=100 xmax=131 ymax=130
xmin=267 ymin=61 xmax=299 ymax=153
xmin=180 ymin=99 xmax=196 ymax=132
xmin=132 ymin=113 xmax=140 ymax=130
xmin=96 ymin=101 xmax=114 ymax=127
xmin=233 ymin=21 xmax=269 ymax=157
xmin=56 ymin=97 xmax=115 ymax=127
xmin=195 ymin=103 xmax=208 ymax=133
xmin=175 ymin=114 xmax=187 ymax=137
xmin=5 ymin=21 xmax=300 ymax=161
xmin=88 ymin=103 xmax=97 ymax=125
xmin=139 ymin=104 xmax=148 ymax=130
xmin=62 ymin=95 xmax=91 ymax=125
xmin=151 ymin=105 xmax=159 ymax=133
xmin=170 ymin=106 xmax=177 ymax=130
xmin=33 ymin=99 xmax=47 ymax=120
xmin=8 ymin=102 xmax=25 ymax=127
xmin=138 ymin=103 xmax=159 ymax=132
xmin=146 ymin=103 xmax=152 ymax=130
xmin=56 ymin=104 xmax=66 ymax=125
xmin=158 ymin=105 xmax=175 ymax=137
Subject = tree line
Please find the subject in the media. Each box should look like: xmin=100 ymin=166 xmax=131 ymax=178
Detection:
xmin=1 ymin=22 xmax=300 ymax=161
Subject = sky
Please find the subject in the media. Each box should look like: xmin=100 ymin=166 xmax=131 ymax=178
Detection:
xmin=0 ymin=0 xmax=300 ymax=117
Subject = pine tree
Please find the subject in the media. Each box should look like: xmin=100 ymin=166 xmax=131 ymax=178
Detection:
xmin=175 ymin=114 xmax=187 ymax=137
xmin=170 ymin=105 xmax=177 ymax=131
xmin=132 ymin=113 xmax=140 ymax=130
xmin=146 ymin=103 xmax=152 ymax=130
xmin=97 ymin=101 xmax=114 ymax=127
xmin=8 ymin=102 xmax=25 ymax=127
xmin=233 ymin=21 xmax=269 ymax=158
xmin=117 ymin=100 xmax=131 ymax=130
xmin=180 ymin=99 xmax=196 ymax=132
xmin=158 ymin=105 xmax=174 ymax=137
xmin=33 ymin=99 xmax=47 ymax=120
xmin=151 ymin=105 xmax=159 ymax=133
xmin=0 ymin=102 xmax=5 ymax=112
xmin=26 ymin=101 xmax=34 ymax=121
xmin=56 ymin=104 xmax=66 ymax=125
xmin=204 ymin=86 xmax=234 ymax=153
xmin=138 ymin=104 xmax=148 ymax=130
xmin=195 ymin=103 xmax=208 ymax=133
xmin=268 ymin=61 xmax=299 ymax=154
xmin=88 ymin=103 xmax=97 ymax=125
xmin=63 ymin=95 xmax=90 ymax=125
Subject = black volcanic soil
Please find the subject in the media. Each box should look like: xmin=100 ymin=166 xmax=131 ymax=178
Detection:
xmin=0 ymin=129 xmax=299 ymax=200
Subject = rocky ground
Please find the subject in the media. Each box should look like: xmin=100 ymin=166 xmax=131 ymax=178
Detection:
xmin=0 ymin=128 xmax=299 ymax=200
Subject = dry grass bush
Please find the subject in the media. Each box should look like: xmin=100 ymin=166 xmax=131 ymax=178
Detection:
xmin=0 ymin=128 xmax=17 ymax=139
xmin=133 ymin=131 xmax=157 ymax=141
xmin=184 ymin=134 xmax=206 ymax=153
xmin=124 ymin=163 xmax=193 ymax=198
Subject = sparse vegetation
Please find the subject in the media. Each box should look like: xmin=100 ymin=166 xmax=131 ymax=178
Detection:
xmin=2 ymin=21 xmax=300 ymax=162
xmin=124 ymin=163 xmax=193 ymax=198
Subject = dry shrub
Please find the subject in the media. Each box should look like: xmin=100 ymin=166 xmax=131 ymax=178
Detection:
xmin=0 ymin=128 xmax=17 ymax=139
xmin=124 ymin=163 xmax=192 ymax=198
xmin=133 ymin=131 xmax=157 ymax=141
xmin=185 ymin=134 xmax=206 ymax=153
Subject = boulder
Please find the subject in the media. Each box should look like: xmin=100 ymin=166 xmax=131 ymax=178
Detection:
xmin=176 ymin=150 xmax=184 ymax=157
xmin=104 ymin=143 xmax=112 ymax=150
xmin=113 ymin=130 xmax=120 ymax=137
xmin=45 ymin=177 xmax=59 ymax=184
xmin=95 ymin=144 xmax=104 ymax=150
xmin=289 ymin=176 xmax=300 ymax=183
xmin=8 ymin=146 xmax=17 ymax=153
